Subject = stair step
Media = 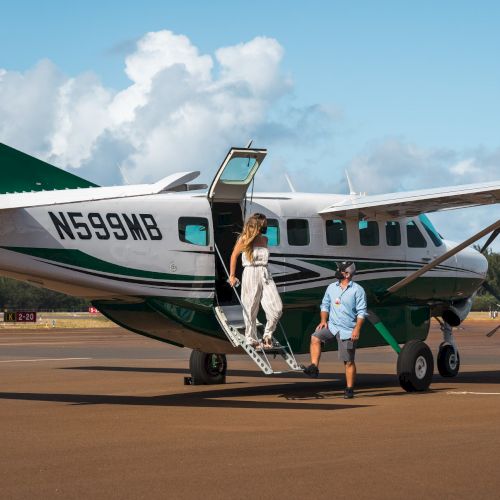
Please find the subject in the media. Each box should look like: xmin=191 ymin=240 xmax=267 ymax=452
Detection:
xmin=214 ymin=304 xmax=301 ymax=375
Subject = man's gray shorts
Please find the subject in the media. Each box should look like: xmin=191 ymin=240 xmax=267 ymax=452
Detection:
xmin=312 ymin=327 xmax=357 ymax=363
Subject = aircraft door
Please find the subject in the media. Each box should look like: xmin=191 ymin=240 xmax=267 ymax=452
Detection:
xmin=208 ymin=147 xmax=267 ymax=203
xmin=208 ymin=147 xmax=267 ymax=306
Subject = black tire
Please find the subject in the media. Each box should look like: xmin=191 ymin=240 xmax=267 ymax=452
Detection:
xmin=189 ymin=351 xmax=227 ymax=385
xmin=397 ymin=340 xmax=434 ymax=392
xmin=437 ymin=343 xmax=460 ymax=377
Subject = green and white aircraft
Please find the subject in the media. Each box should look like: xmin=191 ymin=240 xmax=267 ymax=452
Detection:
xmin=0 ymin=143 xmax=498 ymax=391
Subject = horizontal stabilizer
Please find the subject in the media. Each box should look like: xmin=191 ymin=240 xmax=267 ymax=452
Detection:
xmin=318 ymin=181 xmax=500 ymax=219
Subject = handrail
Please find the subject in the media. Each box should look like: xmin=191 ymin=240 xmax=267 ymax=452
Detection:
xmin=213 ymin=243 xmax=295 ymax=358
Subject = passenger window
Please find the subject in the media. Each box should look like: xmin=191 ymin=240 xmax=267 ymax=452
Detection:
xmin=287 ymin=219 xmax=310 ymax=246
xmin=407 ymin=220 xmax=427 ymax=248
xmin=178 ymin=217 xmax=209 ymax=246
xmin=359 ymin=221 xmax=379 ymax=246
xmin=326 ymin=219 xmax=347 ymax=246
xmin=266 ymin=219 xmax=280 ymax=246
xmin=419 ymin=214 xmax=443 ymax=247
xmin=385 ymin=221 xmax=401 ymax=246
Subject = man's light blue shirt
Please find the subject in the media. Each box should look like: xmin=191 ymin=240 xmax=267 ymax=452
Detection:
xmin=320 ymin=280 xmax=367 ymax=340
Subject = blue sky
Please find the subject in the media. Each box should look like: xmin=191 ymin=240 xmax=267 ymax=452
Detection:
xmin=0 ymin=0 xmax=499 ymax=248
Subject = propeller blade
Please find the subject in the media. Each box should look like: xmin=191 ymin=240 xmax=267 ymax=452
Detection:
xmin=486 ymin=325 xmax=499 ymax=338
xmin=480 ymin=227 xmax=499 ymax=254
xmin=482 ymin=281 xmax=500 ymax=303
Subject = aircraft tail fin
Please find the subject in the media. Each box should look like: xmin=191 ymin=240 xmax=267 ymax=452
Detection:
xmin=0 ymin=143 xmax=98 ymax=194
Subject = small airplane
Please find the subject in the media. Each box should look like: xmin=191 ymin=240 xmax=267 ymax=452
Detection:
xmin=0 ymin=142 xmax=498 ymax=391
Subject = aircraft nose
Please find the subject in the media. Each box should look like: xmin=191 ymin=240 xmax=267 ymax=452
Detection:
xmin=456 ymin=246 xmax=488 ymax=278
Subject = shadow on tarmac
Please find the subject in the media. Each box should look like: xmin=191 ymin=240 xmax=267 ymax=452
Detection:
xmin=60 ymin=365 xmax=500 ymax=386
xmin=61 ymin=365 xmax=339 ymax=380
xmin=1 ymin=367 xmax=497 ymax=410
xmin=0 ymin=381 xmax=372 ymax=410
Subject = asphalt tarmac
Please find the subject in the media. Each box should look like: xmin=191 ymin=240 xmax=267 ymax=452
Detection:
xmin=1 ymin=319 xmax=499 ymax=499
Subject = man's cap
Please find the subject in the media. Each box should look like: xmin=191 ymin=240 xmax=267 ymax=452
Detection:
xmin=337 ymin=261 xmax=356 ymax=275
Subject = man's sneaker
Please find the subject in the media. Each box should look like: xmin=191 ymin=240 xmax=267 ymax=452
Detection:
xmin=344 ymin=388 xmax=354 ymax=399
xmin=302 ymin=363 xmax=319 ymax=378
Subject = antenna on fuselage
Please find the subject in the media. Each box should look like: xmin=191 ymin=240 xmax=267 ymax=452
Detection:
xmin=345 ymin=169 xmax=356 ymax=195
xmin=245 ymin=139 xmax=253 ymax=148
xmin=284 ymin=173 xmax=296 ymax=193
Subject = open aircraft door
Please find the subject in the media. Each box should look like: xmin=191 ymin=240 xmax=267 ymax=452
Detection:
xmin=207 ymin=147 xmax=301 ymax=375
xmin=207 ymin=147 xmax=267 ymax=203
xmin=207 ymin=147 xmax=267 ymax=305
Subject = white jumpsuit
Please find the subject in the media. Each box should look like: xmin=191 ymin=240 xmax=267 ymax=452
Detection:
xmin=241 ymin=246 xmax=283 ymax=343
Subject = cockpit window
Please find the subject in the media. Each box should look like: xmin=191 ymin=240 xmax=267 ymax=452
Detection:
xmin=407 ymin=220 xmax=427 ymax=248
xmin=419 ymin=214 xmax=443 ymax=247
xmin=178 ymin=217 xmax=209 ymax=246
xmin=266 ymin=219 xmax=280 ymax=246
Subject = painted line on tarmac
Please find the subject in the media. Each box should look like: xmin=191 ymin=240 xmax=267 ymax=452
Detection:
xmin=447 ymin=391 xmax=500 ymax=395
xmin=0 ymin=342 xmax=107 ymax=346
xmin=0 ymin=357 xmax=92 ymax=363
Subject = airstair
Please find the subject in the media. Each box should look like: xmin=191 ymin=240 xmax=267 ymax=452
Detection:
xmin=214 ymin=245 xmax=302 ymax=375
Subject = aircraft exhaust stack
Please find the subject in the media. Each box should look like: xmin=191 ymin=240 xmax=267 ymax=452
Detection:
xmin=442 ymin=297 xmax=474 ymax=327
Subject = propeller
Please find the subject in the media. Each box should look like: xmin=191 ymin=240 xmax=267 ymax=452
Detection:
xmin=480 ymin=228 xmax=499 ymax=254
xmin=477 ymin=226 xmax=499 ymax=337
xmin=481 ymin=281 xmax=500 ymax=303
xmin=486 ymin=325 xmax=499 ymax=338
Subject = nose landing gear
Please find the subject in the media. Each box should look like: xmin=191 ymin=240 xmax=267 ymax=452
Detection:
xmin=436 ymin=320 xmax=460 ymax=378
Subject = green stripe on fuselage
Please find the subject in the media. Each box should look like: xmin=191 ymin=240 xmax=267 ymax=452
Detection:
xmin=2 ymin=247 xmax=214 ymax=281
xmin=301 ymin=258 xmax=421 ymax=272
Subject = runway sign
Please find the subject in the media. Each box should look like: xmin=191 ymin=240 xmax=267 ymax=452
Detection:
xmin=4 ymin=311 xmax=37 ymax=322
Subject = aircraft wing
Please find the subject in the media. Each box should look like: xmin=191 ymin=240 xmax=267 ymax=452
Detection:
xmin=318 ymin=181 xmax=500 ymax=219
xmin=0 ymin=171 xmax=201 ymax=211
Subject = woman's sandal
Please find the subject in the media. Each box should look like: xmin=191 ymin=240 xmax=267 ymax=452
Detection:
xmin=262 ymin=337 xmax=273 ymax=349
xmin=245 ymin=338 xmax=262 ymax=348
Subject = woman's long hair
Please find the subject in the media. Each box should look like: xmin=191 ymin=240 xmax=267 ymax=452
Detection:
xmin=238 ymin=213 xmax=267 ymax=263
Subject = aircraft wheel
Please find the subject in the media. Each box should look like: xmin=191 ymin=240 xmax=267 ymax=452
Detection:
xmin=189 ymin=351 xmax=227 ymax=385
xmin=437 ymin=343 xmax=460 ymax=377
xmin=397 ymin=340 xmax=434 ymax=392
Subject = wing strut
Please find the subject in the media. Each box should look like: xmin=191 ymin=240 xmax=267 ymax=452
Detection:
xmin=381 ymin=219 xmax=500 ymax=299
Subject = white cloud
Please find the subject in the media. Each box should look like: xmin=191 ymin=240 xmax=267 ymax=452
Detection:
xmin=449 ymin=158 xmax=479 ymax=176
xmin=215 ymin=36 xmax=290 ymax=98
xmin=0 ymin=59 xmax=63 ymax=156
xmin=345 ymin=138 xmax=500 ymax=195
xmin=0 ymin=30 xmax=303 ymax=185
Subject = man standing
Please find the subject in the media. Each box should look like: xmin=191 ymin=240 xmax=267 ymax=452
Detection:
xmin=303 ymin=261 xmax=367 ymax=399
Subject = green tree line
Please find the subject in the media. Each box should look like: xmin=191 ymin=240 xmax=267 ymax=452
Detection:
xmin=472 ymin=249 xmax=500 ymax=311
xmin=0 ymin=277 xmax=89 ymax=311
xmin=0 ymin=250 xmax=497 ymax=311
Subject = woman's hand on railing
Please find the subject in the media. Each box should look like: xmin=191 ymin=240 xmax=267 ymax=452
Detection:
xmin=228 ymin=276 xmax=240 ymax=287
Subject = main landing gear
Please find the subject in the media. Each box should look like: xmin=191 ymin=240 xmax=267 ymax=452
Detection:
xmin=370 ymin=312 xmax=461 ymax=392
xmin=395 ymin=320 xmax=461 ymax=391
xmin=369 ymin=312 xmax=434 ymax=392
xmin=186 ymin=351 xmax=227 ymax=385
xmin=397 ymin=340 xmax=434 ymax=392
